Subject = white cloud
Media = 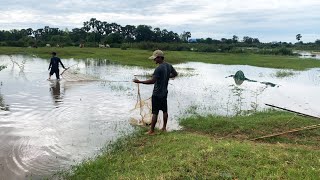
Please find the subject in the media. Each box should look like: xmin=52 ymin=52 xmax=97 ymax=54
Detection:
xmin=0 ymin=0 xmax=320 ymax=42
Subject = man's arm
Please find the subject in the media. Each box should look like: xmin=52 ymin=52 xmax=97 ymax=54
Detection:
xmin=48 ymin=59 xmax=52 ymax=70
xmin=170 ymin=66 xmax=178 ymax=78
xmin=133 ymin=76 xmax=157 ymax=84
xmin=59 ymin=59 xmax=66 ymax=69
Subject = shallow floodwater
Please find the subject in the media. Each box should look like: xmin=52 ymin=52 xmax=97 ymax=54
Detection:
xmin=0 ymin=55 xmax=319 ymax=179
xmin=294 ymin=50 xmax=320 ymax=60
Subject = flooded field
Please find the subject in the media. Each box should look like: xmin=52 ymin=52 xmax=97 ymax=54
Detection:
xmin=0 ymin=55 xmax=319 ymax=179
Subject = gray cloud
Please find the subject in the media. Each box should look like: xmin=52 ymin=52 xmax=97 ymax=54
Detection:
xmin=1 ymin=0 xmax=320 ymax=42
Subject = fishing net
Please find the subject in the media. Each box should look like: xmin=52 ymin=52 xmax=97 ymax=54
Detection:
xmin=129 ymin=83 xmax=153 ymax=126
xmin=60 ymin=65 xmax=99 ymax=82
xmin=9 ymin=55 xmax=26 ymax=72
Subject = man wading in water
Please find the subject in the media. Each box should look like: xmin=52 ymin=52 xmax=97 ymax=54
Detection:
xmin=48 ymin=52 xmax=67 ymax=80
xmin=133 ymin=50 xmax=178 ymax=135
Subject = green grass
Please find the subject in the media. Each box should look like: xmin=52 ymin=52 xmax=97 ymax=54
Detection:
xmin=61 ymin=130 xmax=320 ymax=179
xmin=180 ymin=110 xmax=320 ymax=145
xmin=1 ymin=47 xmax=320 ymax=70
xmin=58 ymin=111 xmax=320 ymax=179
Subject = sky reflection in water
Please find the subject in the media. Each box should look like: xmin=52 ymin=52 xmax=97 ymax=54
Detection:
xmin=0 ymin=55 xmax=319 ymax=179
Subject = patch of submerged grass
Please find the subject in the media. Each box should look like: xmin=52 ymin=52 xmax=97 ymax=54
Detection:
xmin=1 ymin=47 xmax=320 ymax=70
xmin=109 ymin=84 xmax=130 ymax=91
xmin=0 ymin=65 xmax=6 ymax=71
xmin=134 ymin=66 xmax=198 ymax=78
xmin=274 ymin=70 xmax=296 ymax=78
xmin=60 ymin=129 xmax=320 ymax=179
xmin=180 ymin=110 xmax=320 ymax=145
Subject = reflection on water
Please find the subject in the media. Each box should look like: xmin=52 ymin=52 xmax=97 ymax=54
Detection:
xmin=84 ymin=58 xmax=115 ymax=67
xmin=0 ymin=83 xmax=9 ymax=111
xmin=0 ymin=93 xmax=9 ymax=111
xmin=49 ymin=80 xmax=64 ymax=105
xmin=0 ymin=55 xmax=319 ymax=179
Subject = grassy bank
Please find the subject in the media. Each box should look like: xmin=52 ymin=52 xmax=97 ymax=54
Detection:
xmin=180 ymin=110 xmax=320 ymax=146
xmin=60 ymin=111 xmax=320 ymax=179
xmin=1 ymin=47 xmax=320 ymax=70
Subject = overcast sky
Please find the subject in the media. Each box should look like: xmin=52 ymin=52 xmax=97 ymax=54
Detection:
xmin=1 ymin=0 xmax=320 ymax=42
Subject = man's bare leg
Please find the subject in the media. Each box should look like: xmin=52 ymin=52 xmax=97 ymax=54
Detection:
xmin=147 ymin=114 xmax=158 ymax=135
xmin=161 ymin=112 xmax=168 ymax=131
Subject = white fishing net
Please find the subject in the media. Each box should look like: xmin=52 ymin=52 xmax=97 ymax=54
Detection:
xmin=60 ymin=66 xmax=99 ymax=82
xmin=9 ymin=55 xmax=26 ymax=72
xmin=130 ymin=84 xmax=153 ymax=126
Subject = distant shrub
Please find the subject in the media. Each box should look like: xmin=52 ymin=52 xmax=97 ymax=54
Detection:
xmin=276 ymin=47 xmax=294 ymax=55
xmin=6 ymin=41 xmax=25 ymax=47
xmin=0 ymin=42 xmax=8 ymax=46
xmin=121 ymin=44 xmax=128 ymax=50
xmin=110 ymin=43 xmax=121 ymax=48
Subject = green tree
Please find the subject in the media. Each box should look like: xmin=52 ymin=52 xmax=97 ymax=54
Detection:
xmin=180 ymin=31 xmax=191 ymax=42
xmin=232 ymin=35 xmax=239 ymax=43
xmin=83 ymin=21 xmax=90 ymax=33
xmin=102 ymin=21 xmax=112 ymax=36
xmin=121 ymin=25 xmax=136 ymax=42
xmin=204 ymin=38 xmax=213 ymax=44
xmin=296 ymin=34 xmax=302 ymax=41
xmin=153 ymin=27 xmax=162 ymax=42
xmin=110 ymin=23 xmax=122 ymax=34
xmin=105 ymin=33 xmax=123 ymax=44
xmin=134 ymin=25 xmax=154 ymax=42
xmin=70 ymin=28 xmax=87 ymax=43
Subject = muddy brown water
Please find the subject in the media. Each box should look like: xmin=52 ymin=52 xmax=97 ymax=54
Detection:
xmin=0 ymin=55 xmax=319 ymax=179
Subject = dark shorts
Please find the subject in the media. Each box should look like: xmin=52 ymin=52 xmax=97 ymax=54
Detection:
xmin=50 ymin=69 xmax=60 ymax=79
xmin=152 ymin=95 xmax=168 ymax=115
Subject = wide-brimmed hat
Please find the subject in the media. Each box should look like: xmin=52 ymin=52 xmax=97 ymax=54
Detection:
xmin=148 ymin=50 xmax=164 ymax=59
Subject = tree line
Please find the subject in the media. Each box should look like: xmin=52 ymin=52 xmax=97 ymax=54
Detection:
xmin=0 ymin=18 xmax=320 ymax=53
xmin=0 ymin=18 xmax=192 ymax=47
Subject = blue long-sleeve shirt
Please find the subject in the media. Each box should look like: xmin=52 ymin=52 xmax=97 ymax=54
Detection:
xmin=48 ymin=57 xmax=65 ymax=70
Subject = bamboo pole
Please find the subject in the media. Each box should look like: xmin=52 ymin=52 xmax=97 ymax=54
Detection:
xmin=250 ymin=104 xmax=320 ymax=140
xmin=265 ymin=103 xmax=320 ymax=120
xmin=250 ymin=124 xmax=320 ymax=141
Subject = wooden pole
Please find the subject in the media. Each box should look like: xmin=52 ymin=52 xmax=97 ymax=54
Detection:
xmin=250 ymin=124 xmax=320 ymax=141
xmin=250 ymin=104 xmax=320 ymax=140
xmin=265 ymin=103 xmax=320 ymax=120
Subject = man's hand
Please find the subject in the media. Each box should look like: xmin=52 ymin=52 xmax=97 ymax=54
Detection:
xmin=133 ymin=79 xmax=140 ymax=83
